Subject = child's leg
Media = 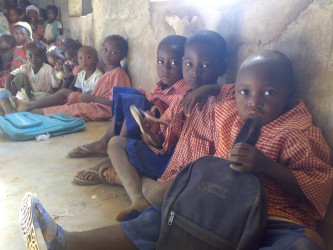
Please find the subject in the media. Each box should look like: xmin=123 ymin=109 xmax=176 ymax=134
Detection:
xmin=19 ymin=192 xmax=137 ymax=250
xmin=141 ymin=177 xmax=172 ymax=206
xmin=68 ymin=118 xmax=117 ymax=158
xmin=15 ymin=88 xmax=73 ymax=112
xmin=108 ymin=136 xmax=150 ymax=221
xmin=259 ymin=220 xmax=325 ymax=250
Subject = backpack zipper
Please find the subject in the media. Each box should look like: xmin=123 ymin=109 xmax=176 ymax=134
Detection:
xmin=167 ymin=210 xmax=175 ymax=225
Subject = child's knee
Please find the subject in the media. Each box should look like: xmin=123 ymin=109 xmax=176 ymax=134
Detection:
xmin=108 ymin=136 xmax=126 ymax=152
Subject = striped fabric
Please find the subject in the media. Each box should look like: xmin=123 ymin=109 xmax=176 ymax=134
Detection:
xmin=214 ymin=84 xmax=333 ymax=229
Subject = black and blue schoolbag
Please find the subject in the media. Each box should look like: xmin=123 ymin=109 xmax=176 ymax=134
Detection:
xmin=157 ymin=116 xmax=267 ymax=250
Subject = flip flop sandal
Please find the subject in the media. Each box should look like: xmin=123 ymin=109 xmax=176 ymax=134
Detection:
xmin=73 ymin=169 xmax=103 ymax=185
xmin=99 ymin=164 xmax=119 ymax=185
xmin=68 ymin=145 xmax=108 ymax=158
xmin=130 ymin=105 xmax=163 ymax=147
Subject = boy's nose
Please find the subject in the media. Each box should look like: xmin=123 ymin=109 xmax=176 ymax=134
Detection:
xmin=248 ymin=94 xmax=264 ymax=108
xmin=163 ymin=62 xmax=171 ymax=72
xmin=191 ymin=67 xmax=201 ymax=77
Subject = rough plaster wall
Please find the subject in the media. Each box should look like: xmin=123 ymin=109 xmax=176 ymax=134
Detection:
xmin=56 ymin=0 xmax=333 ymax=147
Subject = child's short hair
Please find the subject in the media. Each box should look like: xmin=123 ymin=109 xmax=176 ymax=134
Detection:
xmin=0 ymin=35 xmax=16 ymax=49
xmin=79 ymin=46 xmax=98 ymax=60
xmin=240 ymin=50 xmax=294 ymax=88
xmin=158 ymin=35 xmax=187 ymax=56
xmin=46 ymin=46 xmax=64 ymax=57
xmin=26 ymin=41 xmax=47 ymax=56
xmin=63 ymin=40 xmax=82 ymax=55
xmin=46 ymin=5 xmax=58 ymax=18
xmin=103 ymin=35 xmax=128 ymax=57
xmin=57 ymin=35 xmax=76 ymax=48
xmin=186 ymin=30 xmax=227 ymax=65
xmin=6 ymin=7 xmax=19 ymax=15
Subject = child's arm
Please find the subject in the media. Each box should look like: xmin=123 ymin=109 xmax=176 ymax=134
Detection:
xmin=80 ymin=94 xmax=112 ymax=106
xmin=229 ymin=142 xmax=307 ymax=201
xmin=182 ymin=84 xmax=222 ymax=116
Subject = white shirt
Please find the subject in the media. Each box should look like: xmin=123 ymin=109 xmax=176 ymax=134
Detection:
xmin=75 ymin=68 xmax=103 ymax=94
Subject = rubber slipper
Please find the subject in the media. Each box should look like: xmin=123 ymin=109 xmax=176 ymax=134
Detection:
xmin=68 ymin=145 xmax=108 ymax=158
xmin=130 ymin=105 xmax=162 ymax=147
xmin=121 ymin=209 xmax=141 ymax=222
xmin=73 ymin=169 xmax=103 ymax=185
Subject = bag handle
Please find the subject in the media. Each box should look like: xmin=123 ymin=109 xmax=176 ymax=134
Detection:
xmin=233 ymin=116 xmax=263 ymax=146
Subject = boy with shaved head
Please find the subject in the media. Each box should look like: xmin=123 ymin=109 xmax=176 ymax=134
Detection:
xmin=18 ymin=50 xmax=332 ymax=249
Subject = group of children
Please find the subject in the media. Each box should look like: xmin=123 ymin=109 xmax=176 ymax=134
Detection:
xmin=0 ymin=21 xmax=331 ymax=249
xmin=0 ymin=2 xmax=63 ymax=89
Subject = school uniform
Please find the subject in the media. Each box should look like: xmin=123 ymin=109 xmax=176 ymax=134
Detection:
xmin=43 ymin=67 xmax=131 ymax=121
xmin=112 ymin=79 xmax=189 ymax=179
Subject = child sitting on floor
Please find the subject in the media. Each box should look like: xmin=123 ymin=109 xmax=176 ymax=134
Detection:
xmin=68 ymin=35 xmax=187 ymax=161
xmin=62 ymin=40 xmax=82 ymax=89
xmin=42 ymin=5 xmax=62 ymax=46
xmin=46 ymin=46 xmax=66 ymax=82
xmin=1 ymin=35 xmax=132 ymax=121
xmin=19 ymin=50 xmax=333 ymax=250
xmin=5 ymin=41 xmax=61 ymax=100
xmin=103 ymin=30 xmax=227 ymax=221
xmin=0 ymin=34 xmax=16 ymax=87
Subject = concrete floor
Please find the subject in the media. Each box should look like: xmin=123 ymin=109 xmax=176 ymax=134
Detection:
xmin=0 ymin=121 xmax=130 ymax=250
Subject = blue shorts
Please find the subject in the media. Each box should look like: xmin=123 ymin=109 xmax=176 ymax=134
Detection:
xmin=126 ymin=138 xmax=172 ymax=179
xmin=121 ymin=211 xmax=321 ymax=250
xmin=120 ymin=205 xmax=162 ymax=250
xmin=112 ymin=86 xmax=153 ymax=139
xmin=259 ymin=220 xmax=322 ymax=249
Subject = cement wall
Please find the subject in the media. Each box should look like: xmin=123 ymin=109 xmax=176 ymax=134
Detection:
xmin=55 ymin=0 xmax=333 ymax=147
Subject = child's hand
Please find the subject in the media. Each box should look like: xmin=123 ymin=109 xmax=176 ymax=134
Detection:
xmin=182 ymin=86 xmax=211 ymax=116
xmin=228 ymin=142 xmax=273 ymax=174
xmin=80 ymin=94 xmax=93 ymax=103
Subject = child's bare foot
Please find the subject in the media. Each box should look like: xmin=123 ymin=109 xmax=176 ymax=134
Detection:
xmin=100 ymin=166 xmax=122 ymax=185
xmin=15 ymin=98 xmax=29 ymax=112
xmin=68 ymin=140 xmax=109 ymax=158
xmin=116 ymin=196 xmax=150 ymax=221
xmin=0 ymin=98 xmax=17 ymax=114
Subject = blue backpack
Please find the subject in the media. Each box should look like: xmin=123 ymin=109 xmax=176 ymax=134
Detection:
xmin=0 ymin=112 xmax=86 ymax=141
xmin=157 ymin=116 xmax=267 ymax=250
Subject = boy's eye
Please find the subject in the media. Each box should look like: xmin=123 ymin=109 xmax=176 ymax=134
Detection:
xmin=103 ymin=48 xmax=107 ymax=52
xmin=111 ymin=51 xmax=117 ymax=55
xmin=171 ymin=60 xmax=178 ymax=66
xmin=239 ymin=89 xmax=249 ymax=95
xmin=184 ymin=61 xmax=192 ymax=67
xmin=202 ymin=64 xmax=209 ymax=69
xmin=157 ymin=60 xmax=163 ymax=64
xmin=264 ymin=90 xmax=275 ymax=96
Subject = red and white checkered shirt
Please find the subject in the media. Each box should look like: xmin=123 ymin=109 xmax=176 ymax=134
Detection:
xmin=157 ymin=94 xmax=221 ymax=182
xmin=214 ymin=84 xmax=333 ymax=229
xmin=140 ymin=79 xmax=189 ymax=115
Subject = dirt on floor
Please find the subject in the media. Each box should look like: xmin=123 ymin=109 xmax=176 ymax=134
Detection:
xmin=0 ymin=121 xmax=130 ymax=250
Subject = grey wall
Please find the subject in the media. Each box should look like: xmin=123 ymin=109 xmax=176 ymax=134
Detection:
xmin=56 ymin=0 xmax=333 ymax=147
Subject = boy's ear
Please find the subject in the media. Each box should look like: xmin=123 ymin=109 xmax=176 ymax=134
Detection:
xmin=219 ymin=61 xmax=227 ymax=77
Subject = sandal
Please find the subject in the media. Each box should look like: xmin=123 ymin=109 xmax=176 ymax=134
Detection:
xmin=73 ymin=158 xmax=110 ymax=185
xmin=68 ymin=145 xmax=108 ymax=158
xmin=130 ymin=105 xmax=164 ymax=147
xmin=99 ymin=164 xmax=120 ymax=185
